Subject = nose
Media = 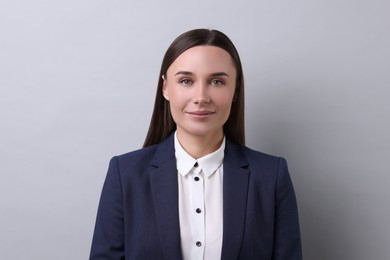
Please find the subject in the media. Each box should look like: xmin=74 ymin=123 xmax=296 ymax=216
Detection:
xmin=192 ymin=83 xmax=210 ymax=105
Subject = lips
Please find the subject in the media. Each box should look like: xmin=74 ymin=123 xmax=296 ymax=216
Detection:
xmin=188 ymin=110 xmax=215 ymax=115
xmin=186 ymin=110 xmax=215 ymax=120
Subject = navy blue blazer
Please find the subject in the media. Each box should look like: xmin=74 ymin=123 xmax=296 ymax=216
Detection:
xmin=90 ymin=134 xmax=302 ymax=259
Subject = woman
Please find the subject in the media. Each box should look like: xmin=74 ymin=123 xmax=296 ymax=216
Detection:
xmin=90 ymin=29 xmax=302 ymax=260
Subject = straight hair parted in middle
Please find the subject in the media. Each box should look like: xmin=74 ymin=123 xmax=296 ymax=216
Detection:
xmin=143 ymin=29 xmax=245 ymax=147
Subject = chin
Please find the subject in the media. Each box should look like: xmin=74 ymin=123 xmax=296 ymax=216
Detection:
xmin=179 ymin=125 xmax=222 ymax=138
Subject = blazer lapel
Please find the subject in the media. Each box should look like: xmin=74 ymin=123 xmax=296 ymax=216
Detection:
xmin=221 ymin=141 xmax=250 ymax=260
xmin=149 ymin=134 xmax=183 ymax=260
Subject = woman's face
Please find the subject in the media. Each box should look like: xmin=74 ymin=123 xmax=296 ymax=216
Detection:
xmin=163 ymin=45 xmax=237 ymax=141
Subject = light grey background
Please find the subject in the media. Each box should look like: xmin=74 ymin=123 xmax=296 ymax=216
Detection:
xmin=1 ymin=0 xmax=389 ymax=259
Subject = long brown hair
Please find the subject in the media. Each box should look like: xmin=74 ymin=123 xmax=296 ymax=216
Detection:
xmin=143 ymin=29 xmax=245 ymax=147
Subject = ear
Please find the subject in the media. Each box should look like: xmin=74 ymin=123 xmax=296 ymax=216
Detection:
xmin=162 ymin=75 xmax=170 ymax=101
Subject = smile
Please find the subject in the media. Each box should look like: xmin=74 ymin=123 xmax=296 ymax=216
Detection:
xmin=187 ymin=110 xmax=215 ymax=119
xmin=188 ymin=110 xmax=215 ymax=115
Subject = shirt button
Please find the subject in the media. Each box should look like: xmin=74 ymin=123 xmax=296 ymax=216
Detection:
xmin=196 ymin=241 xmax=202 ymax=247
xmin=196 ymin=208 xmax=201 ymax=213
xmin=194 ymin=162 xmax=199 ymax=167
xmin=194 ymin=176 xmax=200 ymax=181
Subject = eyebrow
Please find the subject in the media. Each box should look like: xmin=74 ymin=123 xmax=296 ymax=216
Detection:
xmin=174 ymin=71 xmax=229 ymax=77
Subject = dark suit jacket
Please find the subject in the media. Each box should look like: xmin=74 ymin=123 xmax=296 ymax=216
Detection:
xmin=90 ymin=134 xmax=302 ymax=259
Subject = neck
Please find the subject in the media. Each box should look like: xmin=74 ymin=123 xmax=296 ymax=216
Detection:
xmin=176 ymin=130 xmax=224 ymax=159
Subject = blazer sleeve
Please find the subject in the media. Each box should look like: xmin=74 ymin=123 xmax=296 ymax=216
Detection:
xmin=272 ymin=158 xmax=303 ymax=260
xmin=90 ymin=156 xmax=125 ymax=260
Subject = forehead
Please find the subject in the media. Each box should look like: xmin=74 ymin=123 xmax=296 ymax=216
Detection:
xmin=167 ymin=45 xmax=236 ymax=75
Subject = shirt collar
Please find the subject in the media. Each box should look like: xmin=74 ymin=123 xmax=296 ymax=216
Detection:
xmin=174 ymin=132 xmax=225 ymax=178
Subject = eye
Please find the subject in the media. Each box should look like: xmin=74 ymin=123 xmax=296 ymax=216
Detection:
xmin=210 ymin=79 xmax=224 ymax=86
xmin=179 ymin=78 xmax=192 ymax=86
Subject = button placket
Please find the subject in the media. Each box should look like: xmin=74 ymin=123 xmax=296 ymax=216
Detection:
xmin=190 ymin=168 xmax=205 ymax=254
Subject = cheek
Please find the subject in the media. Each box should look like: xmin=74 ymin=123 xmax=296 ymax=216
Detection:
xmin=167 ymin=93 xmax=187 ymax=120
xmin=217 ymin=92 xmax=235 ymax=110
xmin=222 ymin=102 xmax=233 ymax=117
xmin=168 ymin=88 xmax=190 ymax=108
xmin=168 ymin=93 xmax=182 ymax=109
xmin=217 ymin=98 xmax=234 ymax=119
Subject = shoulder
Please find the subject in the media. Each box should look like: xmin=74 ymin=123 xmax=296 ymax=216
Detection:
xmin=226 ymin=140 xmax=289 ymax=183
xmin=103 ymin=144 xmax=163 ymax=184
xmin=111 ymin=134 xmax=175 ymax=171
xmin=112 ymin=143 xmax=160 ymax=170
xmin=227 ymin=140 xmax=286 ymax=167
xmin=227 ymin=143 xmax=295 ymax=200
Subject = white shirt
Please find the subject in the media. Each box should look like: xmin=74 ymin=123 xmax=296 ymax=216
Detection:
xmin=175 ymin=133 xmax=224 ymax=260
